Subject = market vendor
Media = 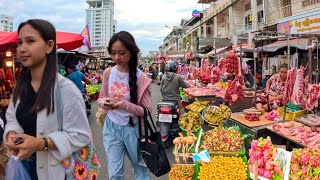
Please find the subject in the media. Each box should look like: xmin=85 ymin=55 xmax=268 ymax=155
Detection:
xmin=256 ymin=63 xmax=288 ymax=113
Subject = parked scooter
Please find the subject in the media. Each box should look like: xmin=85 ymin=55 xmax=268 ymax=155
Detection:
xmin=156 ymin=101 xmax=180 ymax=148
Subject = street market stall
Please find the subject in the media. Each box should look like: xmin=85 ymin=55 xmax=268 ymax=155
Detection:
xmin=165 ymin=30 xmax=320 ymax=180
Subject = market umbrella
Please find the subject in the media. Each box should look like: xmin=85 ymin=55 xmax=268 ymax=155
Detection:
xmin=0 ymin=31 xmax=84 ymax=52
xmin=56 ymin=31 xmax=84 ymax=50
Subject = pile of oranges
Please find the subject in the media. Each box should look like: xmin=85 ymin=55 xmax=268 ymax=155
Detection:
xmin=169 ymin=164 xmax=194 ymax=180
xmin=198 ymin=156 xmax=248 ymax=180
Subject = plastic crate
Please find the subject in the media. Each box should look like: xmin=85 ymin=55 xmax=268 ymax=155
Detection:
xmin=277 ymin=106 xmax=307 ymax=121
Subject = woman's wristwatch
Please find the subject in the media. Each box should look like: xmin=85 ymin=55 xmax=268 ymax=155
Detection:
xmin=42 ymin=138 xmax=49 ymax=151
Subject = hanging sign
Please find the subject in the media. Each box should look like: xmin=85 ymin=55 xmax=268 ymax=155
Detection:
xmin=277 ymin=12 xmax=320 ymax=34
xmin=192 ymin=10 xmax=201 ymax=17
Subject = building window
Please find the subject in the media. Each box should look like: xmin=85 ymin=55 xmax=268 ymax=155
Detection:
xmin=257 ymin=10 xmax=264 ymax=22
xmin=257 ymin=0 xmax=263 ymax=6
xmin=245 ymin=3 xmax=251 ymax=11
xmin=245 ymin=15 xmax=252 ymax=30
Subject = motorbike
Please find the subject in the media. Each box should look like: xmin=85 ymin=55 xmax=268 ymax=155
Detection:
xmin=156 ymin=101 xmax=180 ymax=148
xmin=83 ymin=93 xmax=91 ymax=117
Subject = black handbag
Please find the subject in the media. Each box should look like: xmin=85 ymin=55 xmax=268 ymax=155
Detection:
xmin=138 ymin=107 xmax=171 ymax=177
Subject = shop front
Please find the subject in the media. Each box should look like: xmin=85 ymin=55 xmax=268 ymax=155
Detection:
xmin=277 ymin=9 xmax=320 ymax=34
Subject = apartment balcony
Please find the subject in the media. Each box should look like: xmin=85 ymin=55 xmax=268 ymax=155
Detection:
xmin=203 ymin=0 xmax=240 ymax=23
xmin=267 ymin=5 xmax=292 ymax=25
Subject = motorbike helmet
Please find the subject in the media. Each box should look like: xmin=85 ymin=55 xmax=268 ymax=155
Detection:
xmin=165 ymin=60 xmax=178 ymax=72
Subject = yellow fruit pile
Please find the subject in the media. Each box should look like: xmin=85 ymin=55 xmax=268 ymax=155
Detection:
xmin=185 ymin=101 xmax=209 ymax=113
xmin=169 ymin=164 xmax=194 ymax=180
xmin=214 ymin=80 xmax=228 ymax=89
xmin=203 ymin=104 xmax=232 ymax=125
xmin=198 ymin=156 xmax=248 ymax=180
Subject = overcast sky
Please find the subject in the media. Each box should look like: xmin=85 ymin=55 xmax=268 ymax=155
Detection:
xmin=0 ymin=0 xmax=208 ymax=55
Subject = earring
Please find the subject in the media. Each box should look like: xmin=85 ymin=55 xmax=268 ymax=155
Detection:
xmin=47 ymin=52 xmax=50 ymax=54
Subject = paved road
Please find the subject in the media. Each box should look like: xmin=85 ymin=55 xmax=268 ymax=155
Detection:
xmin=89 ymin=83 xmax=173 ymax=180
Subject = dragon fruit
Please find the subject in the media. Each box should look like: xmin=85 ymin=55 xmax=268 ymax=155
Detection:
xmin=258 ymin=158 xmax=265 ymax=168
xmin=263 ymin=170 xmax=273 ymax=179
xmin=291 ymin=163 xmax=300 ymax=173
xmin=258 ymin=168 xmax=265 ymax=176
xmin=249 ymin=137 xmax=285 ymax=179
xmin=300 ymin=152 xmax=310 ymax=165
xmin=265 ymin=160 xmax=274 ymax=171
xmin=291 ymin=147 xmax=320 ymax=179
xmin=309 ymin=156 xmax=318 ymax=166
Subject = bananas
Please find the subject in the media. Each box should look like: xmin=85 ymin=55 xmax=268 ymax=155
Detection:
xmin=214 ymin=80 xmax=228 ymax=89
xmin=179 ymin=111 xmax=203 ymax=132
xmin=203 ymin=104 xmax=232 ymax=125
xmin=186 ymin=101 xmax=209 ymax=113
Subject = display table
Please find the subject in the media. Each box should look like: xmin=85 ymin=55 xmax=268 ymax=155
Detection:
xmin=224 ymin=112 xmax=280 ymax=157
xmin=265 ymin=121 xmax=308 ymax=148
xmin=230 ymin=112 xmax=277 ymax=127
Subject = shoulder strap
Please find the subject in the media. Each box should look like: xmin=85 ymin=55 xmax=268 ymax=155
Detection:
xmin=105 ymin=67 xmax=112 ymax=81
xmin=56 ymin=78 xmax=63 ymax=131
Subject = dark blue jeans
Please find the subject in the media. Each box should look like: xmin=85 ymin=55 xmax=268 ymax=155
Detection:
xmin=21 ymin=156 xmax=38 ymax=180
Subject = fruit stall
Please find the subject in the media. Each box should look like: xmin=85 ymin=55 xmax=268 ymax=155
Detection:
xmin=167 ymin=34 xmax=320 ymax=180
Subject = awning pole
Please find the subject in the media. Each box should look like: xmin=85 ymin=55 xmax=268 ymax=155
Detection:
xmin=240 ymin=42 xmax=243 ymax=77
xmin=309 ymin=37 xmax=313 ymax=83
xmin=253 ymin=39 xmax=257 ymax=105
xmin=287 ymin=35 xmax=290 ymax=67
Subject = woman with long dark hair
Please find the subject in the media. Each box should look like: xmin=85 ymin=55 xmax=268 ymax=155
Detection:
xmin=97 ymin=31 xmax=152 ymax=179
xmin=4 ymin=19 xmax=91 ymax=180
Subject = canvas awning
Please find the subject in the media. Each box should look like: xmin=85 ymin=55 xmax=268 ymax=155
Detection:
xmin=257 ymin=38 xmax=317 ymax=52
xmin=0 ymin=31 xmax=84 ymax=52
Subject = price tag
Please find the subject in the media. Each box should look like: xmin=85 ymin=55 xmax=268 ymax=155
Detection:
xmin=158 ymin=114 xmax=172 ymax=123
xmin=193 ymin=150 xmax=210 ymax=162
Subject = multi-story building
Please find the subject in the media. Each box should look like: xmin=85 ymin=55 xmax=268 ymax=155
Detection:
xmin=0 ymin=14 xmax=13 ymax=32
xmin=276 ymin=1 xmax=320 ymax=35
xmin=86 ymin=0 xmax=114 ymax=50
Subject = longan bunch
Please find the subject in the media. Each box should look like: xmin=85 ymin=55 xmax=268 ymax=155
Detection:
xmin=198 ymin=156 xmax=248 ymax=180
xmin=169 ymin=164 xmax=194 ymax=180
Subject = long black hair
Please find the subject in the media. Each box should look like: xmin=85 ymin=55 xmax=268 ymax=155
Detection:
xmin=108 ymin=31 xmax=139 ymax=125
xmin=13 ymin=19 xmax=57 ymax=115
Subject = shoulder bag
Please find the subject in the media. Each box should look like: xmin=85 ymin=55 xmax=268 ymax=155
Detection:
xmin=138 ymin=107 xmax=171 ymax=177
xmin=56 ymin=79 xmax=101 ymax=180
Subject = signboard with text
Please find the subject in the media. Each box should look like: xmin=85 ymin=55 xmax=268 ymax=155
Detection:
xmin=277 ymin=13 xmax=320 ymax=34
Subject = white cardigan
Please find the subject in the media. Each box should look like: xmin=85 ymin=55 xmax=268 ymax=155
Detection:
xmin=4 ymin=74 xmax=91 ymax=180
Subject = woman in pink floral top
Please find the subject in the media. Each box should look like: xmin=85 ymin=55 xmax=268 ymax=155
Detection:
xmin=256 ymin=63 xmax=288 ymax=112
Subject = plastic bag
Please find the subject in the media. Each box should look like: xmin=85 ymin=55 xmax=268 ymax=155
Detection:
xmin=6 ymin=156 xmax=31 ymax=180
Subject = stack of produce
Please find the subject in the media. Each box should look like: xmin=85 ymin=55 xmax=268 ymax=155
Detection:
xmin=169 ymin=164 xmax=194 ymax=180
xmin=290 ymin=147 xmax=320 ymax=179
xmin=185 ymin=101 xmax=209 ymax=113
xmin=198 ymin=156 xmax=248 ymax=180
xmin=87 ymin=84 xmax=101 ymax=96
xmin=248 ymin=137 xmax=285 ymax=179
xmin=178 ymin=111 xmax=203 ymax=132
xmin=213 ymin=80 xmax=228 ymax=89
xmin=221 ymin=51 xmax=239 ymax=74
xmin=201 ymin=129 xmax=243 ymax=152
xmin=203 ymin=104 xmax=232 ymax=125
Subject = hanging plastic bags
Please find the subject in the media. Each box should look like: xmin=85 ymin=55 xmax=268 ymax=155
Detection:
xmin=6 ymin=156 xmax=31 ymax=180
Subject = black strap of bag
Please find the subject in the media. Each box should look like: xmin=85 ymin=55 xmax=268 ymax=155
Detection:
xmin=139 ymin=107 xmax=157 ymax=141
xmin=138 ymin=107 xmax=171 ymax=177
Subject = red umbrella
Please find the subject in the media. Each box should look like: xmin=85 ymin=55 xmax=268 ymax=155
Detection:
xmin=56 ymin=31 xmax=84 ymax=50
xmin=0 ymin=31 xmax=84 ymax=52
